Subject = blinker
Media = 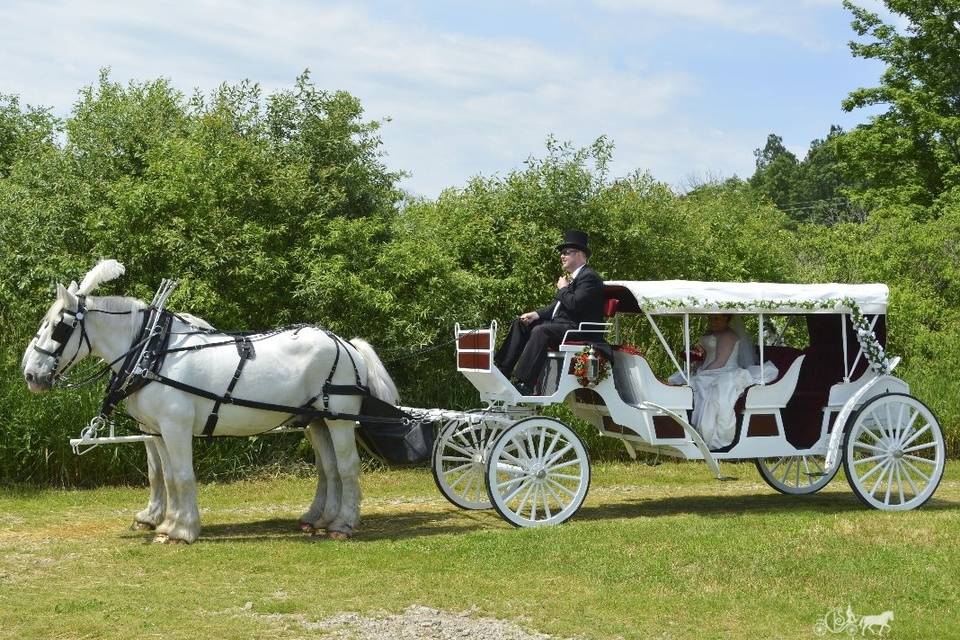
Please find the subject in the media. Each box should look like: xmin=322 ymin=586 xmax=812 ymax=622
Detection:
xmin=51 ymin=320 xmax=73 ymax=344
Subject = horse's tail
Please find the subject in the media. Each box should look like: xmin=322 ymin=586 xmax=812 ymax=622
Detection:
xmin=349 ymin=338 xmax=399 ymax=405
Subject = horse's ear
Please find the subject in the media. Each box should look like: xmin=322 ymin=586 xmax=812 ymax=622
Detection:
xmin=68 ymin=281 xmax=79 ymax=294
xmin=56 ymin=282 xmax=78 ymax=307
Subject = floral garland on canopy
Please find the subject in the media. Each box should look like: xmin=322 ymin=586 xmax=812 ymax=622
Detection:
xmin=635 ymin=295 xmax=891 ymax=375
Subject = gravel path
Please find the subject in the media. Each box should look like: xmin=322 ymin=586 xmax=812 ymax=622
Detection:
xmin=236 ymin=603 xmax=570 ymax=639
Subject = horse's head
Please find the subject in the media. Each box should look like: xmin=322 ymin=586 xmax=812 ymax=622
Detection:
xmin=22 ymin=259 xmax=125 ymax=393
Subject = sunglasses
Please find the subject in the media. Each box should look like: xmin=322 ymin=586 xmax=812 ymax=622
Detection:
xmin=559 ymin=249 xmax=579 ymax=256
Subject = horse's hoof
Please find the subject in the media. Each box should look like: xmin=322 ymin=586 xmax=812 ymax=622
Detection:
xmin=298 ymin=521 xmax=316 ymax=533
xmin=328 ymin=530 xmax=351 ymax=541
xmin=152 ymin=533 xmax=169 ymax=544
xmin=131 ymin=520 xmax=156 ymax=532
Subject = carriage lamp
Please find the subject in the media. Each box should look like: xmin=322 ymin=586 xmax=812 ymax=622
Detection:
xmin=586 ymin=347 xmax=600 ymax=383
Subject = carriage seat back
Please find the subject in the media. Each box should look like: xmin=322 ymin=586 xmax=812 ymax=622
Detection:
xmin=743 ymin=354 xmax=806 ymax=410
xmin=612 ymin=350 xmax=692 ymax=410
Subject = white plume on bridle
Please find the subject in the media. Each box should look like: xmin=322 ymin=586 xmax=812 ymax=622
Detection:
xmin=77 ymin=259 xmax=125 ymax=296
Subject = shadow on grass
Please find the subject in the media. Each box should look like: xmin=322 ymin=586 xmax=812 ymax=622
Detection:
xmin=139 ymin=492 xmax=959 ymax=544
xmin=157 ymin=509 xmax=504 ymax=544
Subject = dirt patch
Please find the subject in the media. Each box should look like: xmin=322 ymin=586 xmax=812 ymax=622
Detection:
xmin=223 ymin=603 xmax=572 ymax=639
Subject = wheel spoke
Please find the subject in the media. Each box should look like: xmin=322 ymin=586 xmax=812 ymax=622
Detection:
xmin=541 ymin=487 xmax=553 ymax=518
xmin=546 ymin=459 xmax=583 ymax=472
xmin=853 ymin=441 xmax=885 ymax=454
xmin=894 ymin=403 xmax=907 ymax=444
xmin=858 ymin=457 xmax=889 ymax=484
xmin=544 ymin=481 xmax=567 ymax=509
xmin=900 ymin=423 xmax=931 ymax=449
xmin=896 ymin=409 xmax=921 ymax=445
xmin=800 ymin=457 xmax=812 ymax=486
xmin=903 ymin=454 xmax=937 ymax=464
xmin=516 ymin=482 xmax=536 ymax=516
xmin=505 ymin=436 xmax=528 ymax=463
xmin=868 ymin=460 xmax=892 ymax=496
xmin=545 ymin=443 xmax=574 ymax=467
xmin=542 ymin=430 xmax=562 ymax=462
xmin=882 ymin=463 xmax=895 ymax=504
xmin=444 ymin=441 xmax=475 ymax=458
xmin=900 ymin=458 xmax=932 ymax=484
xmin=497 ymin=448 xmax=527 ymax=469
xmin=860 ymin=427 xmax=883 ymax=444
xmin=442 ymin=462 xmax=474 ymax=476
xmin=902 ymin=441 xmax=937 ymax=454
xmin=501 ymin=477 xmax=532 ymax=503
xmin=766 ymin=457 xmax=786 ymax=474
xmin=547 ymin=472 xmax=583 ymax=481
xmin=894 ymin=464 xmax=906 ymax=505
xmin=779 ymin=457 xmax=795 ymax=484
xmin=852 ymin=453 xmax=888 ymax=466
xmin=807 ymin=456 xmax=825 ymax=475
xmin=447 ymin=467 xmax=474 ymax=490
xmin=547 ymin=478 xmax=577 ymax=498
xmin=897 ymin=460 xmax=920 ymax=497
xmin=497 ymin=474 xmax=525 ymax=491
xmin=526 ymin=430 xmax=539 ymax=462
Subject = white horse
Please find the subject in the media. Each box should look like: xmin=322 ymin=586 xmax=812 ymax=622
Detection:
xmin=21 ymin=260 xmax=399 ymax=543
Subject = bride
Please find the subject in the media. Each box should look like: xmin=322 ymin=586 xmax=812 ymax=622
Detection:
xmin=677 ymin=314 xmax=778 ymax=449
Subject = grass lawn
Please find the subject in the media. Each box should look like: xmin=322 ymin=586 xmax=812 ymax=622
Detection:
xmin=1 ymin=460 xmax=958 ymax=639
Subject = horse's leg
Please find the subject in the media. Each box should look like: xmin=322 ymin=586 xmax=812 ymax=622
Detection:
xmin=153 ymin=421 xmax=200 ymax=544
xmin=299 ymin=420 xmax=335 ymax=532
xmin=152 ymin=435 xmax=177 ymax=537
xmin=131 ymin=437 xmax=166 ymax=530
xmin=325 ymin=419 xmax=361 ymax=539
xmin=317 ymin=422 xmax=343 ymax=530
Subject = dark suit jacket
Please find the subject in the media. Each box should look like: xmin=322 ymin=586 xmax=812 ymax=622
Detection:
xmin=535 ymin=266 xmax=605 ymax=326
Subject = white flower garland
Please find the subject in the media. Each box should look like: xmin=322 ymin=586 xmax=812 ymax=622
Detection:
xmin=637 ymin=295 xmax=891 ymax=375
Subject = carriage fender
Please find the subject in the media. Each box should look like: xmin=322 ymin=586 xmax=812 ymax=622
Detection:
xmin=823 ymin=367 xmax=908 ymax=472
xmin=639 ymin=401 xmax=723 ymax=480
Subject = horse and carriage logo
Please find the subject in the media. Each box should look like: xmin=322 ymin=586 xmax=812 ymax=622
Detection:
xmin=814 ymin=604 xmax=895 ymax=637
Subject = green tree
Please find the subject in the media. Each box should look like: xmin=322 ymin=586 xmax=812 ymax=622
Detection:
xmin=839 ymin=0 xmax=960 ymax=211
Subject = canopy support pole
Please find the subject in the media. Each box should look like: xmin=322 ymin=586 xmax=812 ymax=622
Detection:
xmin=758 ymin=313 xmax=765 ymax=385
xmin=646 ymin=313 xmax=686 ymax=384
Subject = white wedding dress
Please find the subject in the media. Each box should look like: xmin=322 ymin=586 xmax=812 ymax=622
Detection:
xmin=689 ymin=332 xmax=778 ymax=450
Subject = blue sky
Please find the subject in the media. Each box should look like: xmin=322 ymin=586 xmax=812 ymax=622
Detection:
xmin=0 ymin=0 xmax=900 ymax=198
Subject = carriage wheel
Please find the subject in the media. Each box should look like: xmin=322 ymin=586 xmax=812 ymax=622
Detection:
xmin=485 ymin=417 xmax=590 ymax=527
xmin=755 ymin=454 xmax=838 ymax=495
xmin=843 ymin=393 xmax=946 ymax=511
xmin=431 ymin=416 xmax=504 ymax=510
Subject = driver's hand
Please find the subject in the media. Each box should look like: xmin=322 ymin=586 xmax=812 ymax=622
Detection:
xmin=520 ymin=312 xmax=538 ymax=325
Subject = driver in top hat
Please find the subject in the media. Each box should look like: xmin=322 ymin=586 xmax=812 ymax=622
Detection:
xmin=495 ymin=229 xmax=605 ymax=396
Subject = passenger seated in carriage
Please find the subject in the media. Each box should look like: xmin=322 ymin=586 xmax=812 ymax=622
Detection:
xmin=668 ymin=314 xmax=778 ymax=449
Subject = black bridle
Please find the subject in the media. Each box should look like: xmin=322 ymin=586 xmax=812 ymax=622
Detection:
xmin=31 ymin=294 xmax=93 ymax=384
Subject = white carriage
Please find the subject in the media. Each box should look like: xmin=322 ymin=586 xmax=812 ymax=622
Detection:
xmin=432 ymin=280 xmax=947 ymax=527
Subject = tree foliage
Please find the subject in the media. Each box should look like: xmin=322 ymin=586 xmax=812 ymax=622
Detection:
xmin=839 ymin=0 xmax=960 ymax=211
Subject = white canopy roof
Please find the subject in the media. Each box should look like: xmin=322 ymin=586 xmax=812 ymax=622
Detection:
xmin=605 ymin=280 xmax=889 ymax=314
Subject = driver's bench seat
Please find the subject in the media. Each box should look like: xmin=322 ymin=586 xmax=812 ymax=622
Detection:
xmin=538 ymin=297 xmax=620 ymax=394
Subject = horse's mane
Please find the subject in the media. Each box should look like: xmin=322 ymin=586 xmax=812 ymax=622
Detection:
xmin=92 ymin=296 xmax=216 ymax=330
xmin=92 ymin=296 xmax=147 ymax=313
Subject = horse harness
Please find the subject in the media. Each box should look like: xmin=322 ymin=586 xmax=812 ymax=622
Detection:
xmin=42 ymin=300 xmax=402 ymax=442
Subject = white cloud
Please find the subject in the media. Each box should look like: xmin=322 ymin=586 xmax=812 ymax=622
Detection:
xmin=0 ymin=0 xmax=864 ymax=197
xmin=593 ymin=0 xmax=835 ymax=48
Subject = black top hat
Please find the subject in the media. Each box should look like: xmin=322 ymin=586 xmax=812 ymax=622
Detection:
xmin=556 ymin=229 xmax=591 ymax=258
